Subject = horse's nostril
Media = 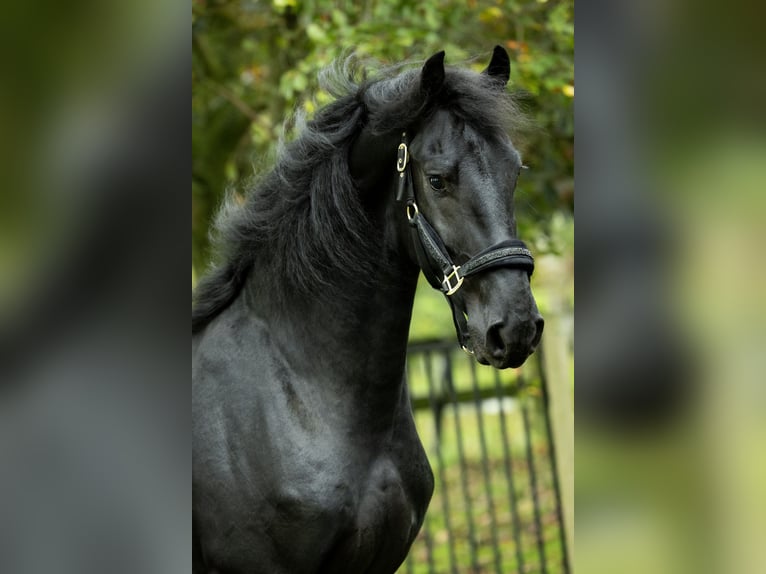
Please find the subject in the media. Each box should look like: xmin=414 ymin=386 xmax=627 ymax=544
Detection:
xmin=486 ymin=321 xmax=509 ymax=359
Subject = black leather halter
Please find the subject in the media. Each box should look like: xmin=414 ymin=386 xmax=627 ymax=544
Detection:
xmin=395 ymin=132 xmax=535 ymax=353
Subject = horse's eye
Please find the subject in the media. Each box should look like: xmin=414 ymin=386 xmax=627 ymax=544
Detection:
xmin=428 ymin=175 xmax=446 ymax=191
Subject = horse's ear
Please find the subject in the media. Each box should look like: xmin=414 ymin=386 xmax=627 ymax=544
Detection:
xmin=421 ymin=51 xmax=446 ymax=99
xmin=482 ymin=45 xmax=510 ymax=87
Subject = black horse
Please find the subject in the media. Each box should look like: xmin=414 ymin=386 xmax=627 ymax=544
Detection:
xmin=192 ymin=46 xmax=543 ymax=574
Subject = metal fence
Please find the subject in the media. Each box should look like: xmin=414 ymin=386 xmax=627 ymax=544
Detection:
xmin=399 ymin=340 xmax=569 ymax=574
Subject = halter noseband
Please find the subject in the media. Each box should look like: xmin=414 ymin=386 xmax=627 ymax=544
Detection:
xmin=396 ymin=132 xmax=535 ymax=354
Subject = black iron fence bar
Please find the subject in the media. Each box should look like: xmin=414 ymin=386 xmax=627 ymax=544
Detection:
xmin=492 ymin=367 xmax=526 ymax=573
xmin=407 ymin=339 xmax=463 ymax=353
xmin=468 ymin=359 xmax=504 ymax=573
xmin=411 ymin=379 xmax=522 ymax=411
xmin=443 ymin=351 xmax=481 ymax=572
xmin=424 ymin=351 xmax=459 ymax=574
xmin=537 ymin=348 xmax=571 ymax=574
xmin=423 ymin=519 xmax=435 ymax=574
xmin=421 ymin=354 xmax=437 ymax=574
xmin=404 ymin=361 xmax=417 ymax=574
xmin=520 ymin=385 xmax=548 ymax=574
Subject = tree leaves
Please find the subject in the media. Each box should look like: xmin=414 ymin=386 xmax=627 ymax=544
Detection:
xmin=192 ymin=0 xmax=574 ymax=274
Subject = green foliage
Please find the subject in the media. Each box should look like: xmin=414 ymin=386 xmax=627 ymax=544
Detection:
xmin=192 ymin=0 xmax=573 ymax=275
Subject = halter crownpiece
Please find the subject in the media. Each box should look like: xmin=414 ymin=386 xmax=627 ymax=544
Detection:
xmin=395 ymin=132 xmax=535 ymax=353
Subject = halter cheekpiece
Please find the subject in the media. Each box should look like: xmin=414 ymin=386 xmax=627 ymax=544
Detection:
xmin=395 ymin=131 xmax=535 ymax=354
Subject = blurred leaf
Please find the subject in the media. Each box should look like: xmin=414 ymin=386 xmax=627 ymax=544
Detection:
xmin=306 ymin=22 xmax=326 ymax=43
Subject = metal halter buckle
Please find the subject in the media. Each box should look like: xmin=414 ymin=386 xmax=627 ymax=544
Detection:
xmin=442 ymin=265 xmax=464 ymax=296
xmin=396 ymin=142 xmax=409 ymax=173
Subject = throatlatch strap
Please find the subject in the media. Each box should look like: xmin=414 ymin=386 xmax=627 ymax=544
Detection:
xmin=408 ymin=206 xmax=456 ymax=290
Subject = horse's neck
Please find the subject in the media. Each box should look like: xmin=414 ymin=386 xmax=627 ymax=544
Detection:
xmin=243 ymin=213 xmax=419 ymax=408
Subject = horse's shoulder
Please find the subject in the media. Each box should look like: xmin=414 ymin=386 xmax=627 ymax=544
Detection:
xmin=193 ymin=299 xmax=271 ymax=364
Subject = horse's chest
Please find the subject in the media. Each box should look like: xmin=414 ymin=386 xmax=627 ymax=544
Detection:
xmin=301 ymin=454 xmax=432 ymax=573
xmin=196 ymin=433 xmax=432 ymax=573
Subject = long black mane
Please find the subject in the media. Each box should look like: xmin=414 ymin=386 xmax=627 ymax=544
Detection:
xmin=192 ymin=55 xmax=525 ymax=334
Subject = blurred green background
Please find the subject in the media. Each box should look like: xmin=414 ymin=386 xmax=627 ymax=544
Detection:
xmin=191 ymin=0 xmax=574 ymax=342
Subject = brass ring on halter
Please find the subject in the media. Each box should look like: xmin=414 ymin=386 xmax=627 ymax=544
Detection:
xmin=406 ymin=201 xmax=419 ymax=222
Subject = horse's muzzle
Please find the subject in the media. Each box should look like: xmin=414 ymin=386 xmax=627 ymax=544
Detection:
xmin=477 ymin=313 xmax=544 ymax=369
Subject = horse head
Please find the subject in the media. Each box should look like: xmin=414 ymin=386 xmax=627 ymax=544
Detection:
xmin=400 ymin=47 xmax=544 ymax=369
